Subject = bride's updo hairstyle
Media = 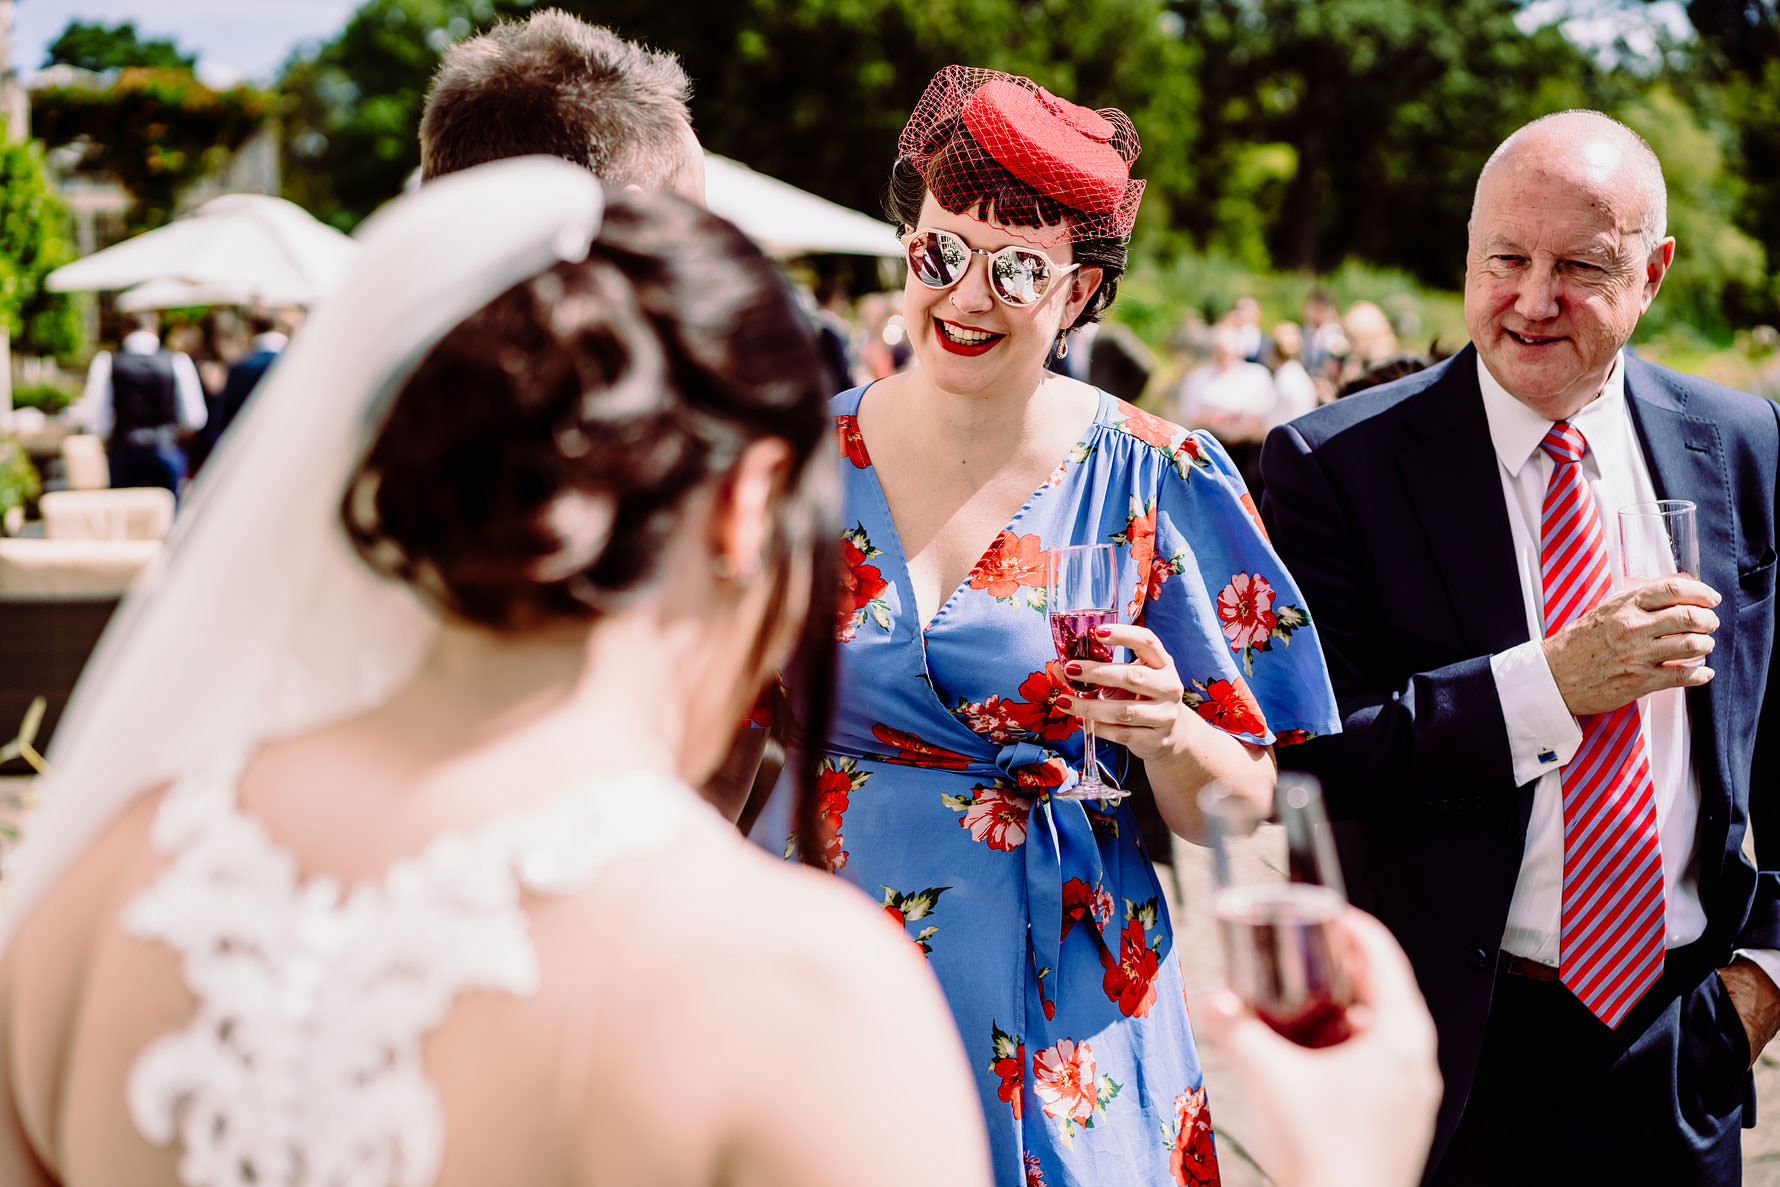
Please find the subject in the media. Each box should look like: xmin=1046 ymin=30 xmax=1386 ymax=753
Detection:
xmin=887 ymin=65 xmax=1146 ymax=330
xmin=342 ymin=192 xmax=836 ymax=826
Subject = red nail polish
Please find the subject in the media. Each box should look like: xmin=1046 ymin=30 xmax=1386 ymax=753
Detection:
xmin=1094 ymin=626 xmax=1112 ymax=637
xmin=1058 ymin=696 xmax=1073 ymax=710
xmin=1064 ymin=662 xmax=1083 ymax=676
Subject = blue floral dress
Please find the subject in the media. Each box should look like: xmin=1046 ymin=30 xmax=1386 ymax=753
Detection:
xmin=783 ymin=384 xmax=1340 ymax=1187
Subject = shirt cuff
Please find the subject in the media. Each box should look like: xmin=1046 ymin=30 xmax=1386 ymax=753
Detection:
xmin=1490 ymin=639 xmax=1583 ymax=787
xmin=1733 ymin=949 xmax=1780 ymax=999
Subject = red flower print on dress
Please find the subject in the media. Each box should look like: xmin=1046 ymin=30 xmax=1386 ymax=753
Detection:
xmin=835 ymin=414 xmax=870 ymax=469
xmin=1183 ymin=676 xmax=1269 ymax=739
xmin=1011 ymin=663 xmax=1077 ymax=741
xmin=942 ymin=782 xmax=1031 ymax=850
xmin=1111 ymin=399 xmax=1211 ymax=479
xmin=784 ymin=756 xmax=870 ymax=871
xmin=1032 ymin=1038 xmax=1123 ymax=1148
xmin=988 ymin=1023 xmax=1025 ymax=1120
xmin=967 ymin=530 xmax=1050 ymax=608
xmin=1217 ymin=570 xmax=1276 ymax=651
xmin=837 ymin=525 xmax=893 ymax=643
xmin=1275 ymin=728 xmax=1314 ymax=747
xmin=1216 ymin=570 xmax=1310 ymax=675
xmin=1112 ymin=495 xmax=1188 ymax=622
xmin=1099 ymin=899 xmax=1162 ymax=1019
xmin=870 ymin=723 xmax=973 ymax=769
xmin=1023 ymin=1152 xmax=1046 ymax=1187
xmin=1165 ymin=1085 xmax=1220 ymax=1186
xmin=1092 ymin=883 xmax=1115 ymax=929
xmin=1013 ymin=757 xmax=1070 ymax=798
xmin=1032 ymin=1038 xmax=1098 ymax=1125
xmin=1238 ymin=491 xmax=1269 ymax=541
xmin=1060 ymin=877 xmax=1098 ymax=943
xmin=880 ymin=885 xmax=949 ymax=956
xmin=954 ymin=693 xmax=1031 ymax=746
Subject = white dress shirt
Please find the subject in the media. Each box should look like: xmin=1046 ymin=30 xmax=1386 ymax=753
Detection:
xmin=1480 ymin=354 xmax=1780 ymax=987
xmin=78 ymin=329 xmax=208 ymax=439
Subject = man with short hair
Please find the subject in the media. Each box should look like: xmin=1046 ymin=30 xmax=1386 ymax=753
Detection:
xmin=77 ymin=312 xmax=207 ymax=493
xmin=1261 ymin=110 xmax=1780 ymax=1183
xmin=418 ymin=8 xmax=704 ymax=200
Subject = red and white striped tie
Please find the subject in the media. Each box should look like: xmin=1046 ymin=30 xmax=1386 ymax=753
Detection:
xmin=1540 ymin=421 xmax=1665 ymax=1027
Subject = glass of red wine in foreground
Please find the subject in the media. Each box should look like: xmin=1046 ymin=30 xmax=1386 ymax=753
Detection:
xmin=1201 ymin=774 xmax=1353 ymax=1047
xmin=1044 ymin=543 xmax=1126 ymax=803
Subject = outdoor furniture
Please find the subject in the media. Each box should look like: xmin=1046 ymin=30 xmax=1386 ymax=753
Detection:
xmin=0 ymin=537 xmax=158 ymax=774
xmin=60 ymin=434 xmax=108 ymax=491
xmin=40 ymin=488 xmax=175 ymax=541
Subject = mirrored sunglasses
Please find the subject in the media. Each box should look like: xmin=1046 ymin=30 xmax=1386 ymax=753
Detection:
xmin=902 ymin=227 xmax=1078 ymax=307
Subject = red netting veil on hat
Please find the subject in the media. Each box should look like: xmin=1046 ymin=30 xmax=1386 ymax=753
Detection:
xmin=898 ymin=65 xmax=1145 ymax=244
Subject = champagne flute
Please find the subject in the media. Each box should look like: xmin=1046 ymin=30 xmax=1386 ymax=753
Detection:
xmin=1201 ymin=774 xmax=1353 ymax=1047
xmin=1045 ymin=543 xmax=1126 ymax=803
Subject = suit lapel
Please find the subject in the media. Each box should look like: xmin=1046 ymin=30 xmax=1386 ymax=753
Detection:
xmin=1397 ymin=348 xmax=1530 ymax=658
xmin=1623 ymin=357 xmax=1735 ymax=880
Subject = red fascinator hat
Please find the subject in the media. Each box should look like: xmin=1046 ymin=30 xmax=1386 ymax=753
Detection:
xmin=898 ymin=65 xmax=1144 ymax=242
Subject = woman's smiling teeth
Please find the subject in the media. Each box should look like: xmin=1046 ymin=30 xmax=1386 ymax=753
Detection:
xmin=937 ymin=320 xmax=1002 ymax=346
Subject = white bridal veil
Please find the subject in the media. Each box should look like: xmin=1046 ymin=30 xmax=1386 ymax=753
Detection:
xmin=1 ymin=157 xmax=608 ymax=942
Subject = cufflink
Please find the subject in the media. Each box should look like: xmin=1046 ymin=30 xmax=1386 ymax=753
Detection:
xmin=1538 ymin=749 xmax=1557 ymax=765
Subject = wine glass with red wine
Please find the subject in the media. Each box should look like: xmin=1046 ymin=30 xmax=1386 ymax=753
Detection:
xmin=1044 ymin=543 xmax=1127 ymax=803
xmin=1200 ymin=774 xmax=1353 ymax=1048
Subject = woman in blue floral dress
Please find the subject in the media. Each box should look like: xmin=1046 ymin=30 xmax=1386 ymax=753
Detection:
xmin=773 ymin=67 xmax=1341 ymax=1187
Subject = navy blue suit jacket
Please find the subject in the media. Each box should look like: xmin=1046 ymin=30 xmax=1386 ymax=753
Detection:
xmin=1259 ymin=345 xmax=1780 ymax=1169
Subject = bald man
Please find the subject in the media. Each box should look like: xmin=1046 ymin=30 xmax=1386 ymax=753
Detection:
xmin=1261 ymin=110 xmax=1780 ymax=1184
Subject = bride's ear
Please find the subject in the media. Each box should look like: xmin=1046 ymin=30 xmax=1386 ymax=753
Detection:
xmin=708 ymin=438 xmax=792 ymax=581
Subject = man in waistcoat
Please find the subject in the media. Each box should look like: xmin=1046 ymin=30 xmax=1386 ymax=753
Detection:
xmin=78 ymin=313 xmax=208 ymax=493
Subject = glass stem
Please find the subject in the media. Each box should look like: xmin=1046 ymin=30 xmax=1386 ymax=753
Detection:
xmin=1081 ymin=719 xmax=1099 ymax=786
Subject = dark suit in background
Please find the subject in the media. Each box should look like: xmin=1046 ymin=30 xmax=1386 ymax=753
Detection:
xmin=1261 ymin=346 xmax=1779 ymax=1182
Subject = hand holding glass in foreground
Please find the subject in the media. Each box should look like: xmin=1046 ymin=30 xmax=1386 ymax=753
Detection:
xmin=1196 ymin=909 xmax=1442 ymax=1187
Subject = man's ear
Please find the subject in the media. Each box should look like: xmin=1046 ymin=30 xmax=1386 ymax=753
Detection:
xmin=708 ymin=438 xmax=792 ymax=580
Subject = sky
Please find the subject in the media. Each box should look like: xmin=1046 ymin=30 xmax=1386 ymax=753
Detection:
xmin=12 ymin=0 xmax=360 ymax=88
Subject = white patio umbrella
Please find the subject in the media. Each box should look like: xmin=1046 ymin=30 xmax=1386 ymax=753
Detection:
xmin=115 ymin=277 xmax=313 ymax=312
xmin=46 ymin=193 xmax=357 ymax=307
xmin=704 ymin=154 xmax=899 ymax=258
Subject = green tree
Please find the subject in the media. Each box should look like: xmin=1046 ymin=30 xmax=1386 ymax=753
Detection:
xmin=1171 ymin=0 xmax=1613 ymax=285
xmin=32 ymin=69 xmax=276 ymax=231
xmin=43 ymin=19 xmax=197 ymax=72
xmin=0 ymin=131 xmax=82 ymax=358
xmin=276 ymin=0 xmax=1201 ymax=246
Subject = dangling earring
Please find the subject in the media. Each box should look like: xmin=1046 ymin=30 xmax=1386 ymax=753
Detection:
xmin=1054 ymin=331 xmax=1070 ymax=360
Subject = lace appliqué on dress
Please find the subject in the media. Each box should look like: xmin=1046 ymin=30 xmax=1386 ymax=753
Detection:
xmin=121 ymin=762 xmax=694 ymax=1187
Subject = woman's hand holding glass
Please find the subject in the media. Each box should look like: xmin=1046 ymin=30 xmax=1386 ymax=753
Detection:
xmin=1057 ymin=623 xmax=1192 ymax=763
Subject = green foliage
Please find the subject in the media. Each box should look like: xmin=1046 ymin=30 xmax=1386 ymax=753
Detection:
xmin=32 ymin=69 xmax=276 ymax=231
xmin=1170 ymin=0 xmax=1614 ymax=286
xmin=0 ymin=134 xmax=82 ymax=358
xmin=279 ymin=0 xmax=532 ymax=231
xmin=7 ymin=383 xmax=76 ymax=415
xmin=44 ymin=19 xmax=196 ymax=72
xmin=0 ymin=434 xmax=41 ymax=525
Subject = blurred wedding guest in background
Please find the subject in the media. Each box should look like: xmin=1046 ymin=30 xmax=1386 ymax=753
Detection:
xmin=1229 ymin=294 xmax=1272 ymax=365
xmin=200 ymin=310 xmax=291 ymax=455
xmin=0 ymin=160 xmax=992 ymax=1187
xmin=757 ymin=62 xmax=1340 ymax=1186
xmin=74 ymin=312 xmax=207 ymax=495
xmin=1300 ymin=288 xmax=1347 ymax=385
xmin=1336 ymin=299 xmax=1399 ymax=388
xmin=1176 ymin=319 xmax=1278 ymax=493
xmin=1263 ymin=110 xmax=1780 ymax=1185
xmin=1269 ymin=320 xmax=1320 ymax=420
xmin=418 ymin=6 xmax=704 ymax=200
